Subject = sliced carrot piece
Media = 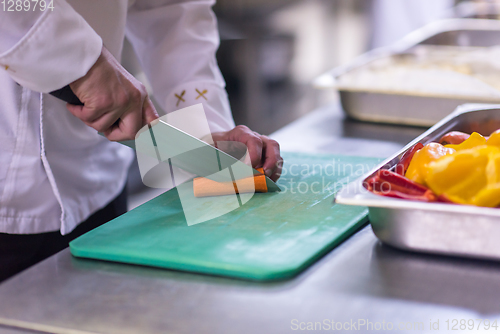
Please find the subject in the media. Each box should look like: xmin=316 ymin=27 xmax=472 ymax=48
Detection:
xmin=193 ymin=168 xmax=268 ymax=197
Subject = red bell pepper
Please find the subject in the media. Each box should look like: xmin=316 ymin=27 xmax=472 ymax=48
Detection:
xmin=438 ymin=131 xmax=470 ymax=146
xmin=364 ymin=169 xmax=437 ymax=202
xmin=395 ymin=142 xmax=424 ymax=175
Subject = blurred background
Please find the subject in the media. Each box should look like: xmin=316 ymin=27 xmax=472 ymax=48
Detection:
xmin=125 ymin=0 xmax=500 ymax=208
xmin=213 ymin=0 xmax=500 ymax=134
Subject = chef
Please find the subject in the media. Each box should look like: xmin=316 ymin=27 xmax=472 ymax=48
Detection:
xmin=0 ymin=0 xmax=282 ymax=281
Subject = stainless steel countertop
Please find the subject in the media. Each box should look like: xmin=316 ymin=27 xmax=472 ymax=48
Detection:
xmin=3 ymin=102 xmax=500 ymax=334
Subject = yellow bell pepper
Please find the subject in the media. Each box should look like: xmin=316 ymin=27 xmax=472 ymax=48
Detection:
xmin=425 ymin=145 xmax=500 ymax=207
xmin=487 ymin=129 xmax=500 ymax=148
xmin=472 ymin=184 xmax=500 ymax=207
xmin=444 ymin=132 xmax=486 ymax=151
xmin=405 ymin=143 xmax=455 ymax=185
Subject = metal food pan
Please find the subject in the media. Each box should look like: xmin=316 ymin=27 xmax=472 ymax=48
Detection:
xmin=314 ymin=19 xmax=500 ymax=126
xmin=336 ymin=103 xmax=500 ymax=260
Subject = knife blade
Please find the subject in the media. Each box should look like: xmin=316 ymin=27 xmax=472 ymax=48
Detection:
xmin=49 ymin=86 xmax=280 ymax=192
xmin=137 ymin=119 xmax=280 ymax=192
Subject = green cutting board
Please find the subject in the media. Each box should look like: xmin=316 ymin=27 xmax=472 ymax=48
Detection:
xmin=70 ymin=152 xmax=379 ymax=281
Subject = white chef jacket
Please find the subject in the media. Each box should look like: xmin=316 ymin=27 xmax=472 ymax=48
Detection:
xmin=0 ymin=0 xmax=235 ymax=235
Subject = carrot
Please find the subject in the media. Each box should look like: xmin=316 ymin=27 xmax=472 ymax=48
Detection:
xmin=193 ymin=168 xmax=268 ymax=197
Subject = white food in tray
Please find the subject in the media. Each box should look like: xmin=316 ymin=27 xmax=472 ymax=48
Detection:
xmin=335 ymin=45 xmax=500 ymax=101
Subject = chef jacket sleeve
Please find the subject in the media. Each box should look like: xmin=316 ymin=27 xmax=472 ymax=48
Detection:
xmin=0 ymin=0 xmax=102 ymax=93
xmin=126 ymin=0 xmax=235 ymax=135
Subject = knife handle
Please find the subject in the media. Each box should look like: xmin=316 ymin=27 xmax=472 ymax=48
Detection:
xmin=49 ymin=85 xmax=137 ymax=149
xmin=49 ymin=85 xmax=84 ymax=106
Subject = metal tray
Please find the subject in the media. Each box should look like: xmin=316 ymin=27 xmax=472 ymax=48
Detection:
xmin=314 ymin=19 xmax=500 ymax=126
xmin=336 ymin=103 xmax=500 ymax=260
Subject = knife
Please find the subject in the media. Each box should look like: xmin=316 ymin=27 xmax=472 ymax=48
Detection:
xmin=49 ymin=85 xmax=281 ymax=192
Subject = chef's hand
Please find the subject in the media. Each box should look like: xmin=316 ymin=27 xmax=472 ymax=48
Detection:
xmin=66 ymin=46 xmax=159 ymax=141
xmin=211 ymin=125 xmax=283 ymax=181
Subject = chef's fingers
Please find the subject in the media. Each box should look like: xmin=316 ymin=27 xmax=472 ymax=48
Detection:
xmin=66 ymin=103 xmax=106 ymax=124
xmin=261 ymin=136 xmax=283 ymax=181
xmin=233 ymin=125 xmax=263 ymax=168
xmin=83 ymin=106 xmax=122 ymax=133
xmin=66 ymin=103 xmax=122 ymax=134
xmin=66 ymin=94 xmax=136 ymax=137
xmin=272 ymin=159 xmax=284 ymax=181
xmin=66 ymin=103 xmax=84 ymax=118
xmin=66 ymin=100 xmax=110 ymax=124
xmin=103 ymin=105 xmax=143 ymax=141
xmin=142 ymin=97 xmax=159 ymax=126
